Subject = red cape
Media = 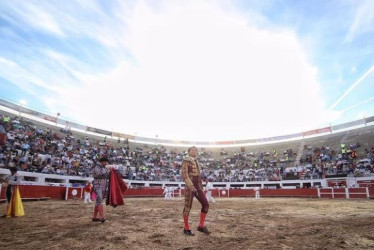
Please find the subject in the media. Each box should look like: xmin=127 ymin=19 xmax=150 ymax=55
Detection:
xmin=106 ymin=168 xmax=128 ymax=207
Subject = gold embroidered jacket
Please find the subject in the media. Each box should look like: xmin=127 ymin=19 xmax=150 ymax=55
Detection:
xmin=181 ymin=157 xmax=202 ymax=191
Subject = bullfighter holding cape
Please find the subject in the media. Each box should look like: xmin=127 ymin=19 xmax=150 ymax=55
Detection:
xmin=92 ymin=157 xmax=128 ymax=223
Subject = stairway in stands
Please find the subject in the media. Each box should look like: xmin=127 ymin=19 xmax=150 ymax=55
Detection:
xmin=298 ymin=169 xmax=306 ymax=180
xmin=340 ymin=130 xmax=350 ymax=144
xmin=294 ymin=141 xmax=305 ymax=167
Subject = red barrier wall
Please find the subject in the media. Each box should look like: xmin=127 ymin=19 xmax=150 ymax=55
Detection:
xmin=228 ymin=188 xmax=318 ymax=198
xmin=1 ymin=185 xmax=83 ymax=200
xmin=348 ymin=188 xmax=367 ymax=199
xmin=260 ymin=188 xmax=318 ymax=197
xmin=66 ymin=187 xmax=84 ymax=199
xmin=2 ymin=186 xmax=374 ymax=200
xmin=320 ymin=188 xmax=347 ymax=198
xmin=319 ymin=188 xmax=333 ymax=198
xmin=320 ymin=188 xmax=369 ymax=199
xmin=20 ymin=186 xmax=66 ymax=199
xmin=357 ymin=180 xmax=374 ymax=187
xmin=332 ymin=188 xmax=346 ymax=199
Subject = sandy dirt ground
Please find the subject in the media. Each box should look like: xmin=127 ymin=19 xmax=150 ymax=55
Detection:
xmin=1 ymin=197 xmax=374 ymax=250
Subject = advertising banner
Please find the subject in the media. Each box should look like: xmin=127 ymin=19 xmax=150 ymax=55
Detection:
xmin=302 ymin=126 xmax=331 ymax=137
xmin=1 ymin=97 xmax=373 ymax=147
xmin=365 ymin=116 xmax=374 ymax=124
xmin=20 ymin=107 xmax=41 ymax=116
xmin=43 ymin=114 xmax=57 ymax=123
xmin=134 ymin=136 xmax=156 ymax=143
xmin=277 ymin=132 xmax=303 ymax=141
xmin=57 ymin=118 xmax=87 ymax=131
xmin=234 ymin=139 xmax=257 ymax=144
xmin=331 ymin=119 xmax=365 ymax=131
xmin=0 ymin=99 xmax=19 ymax=110
xmin=112 ymin=132 xmax=135 ymax=140
xmin=86 ymin=126 xmax=112 ymax=136
xmin=216 ymin=141 xmax=235 ymax=145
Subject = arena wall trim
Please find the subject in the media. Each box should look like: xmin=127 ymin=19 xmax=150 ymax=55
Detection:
xmin=1 ymin=97 xmax=373 ymax=146
xmin=1 ymin=169 xmax=374 ymax=200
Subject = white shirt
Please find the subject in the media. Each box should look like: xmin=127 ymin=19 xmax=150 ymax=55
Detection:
xmin=205 ymin=182 xmax=213 ymax=192
xmin=6 ymin=173 xmax=22 ymax=185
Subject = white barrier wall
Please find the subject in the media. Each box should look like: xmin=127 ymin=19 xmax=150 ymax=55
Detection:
xmin=3 ymin=168 xmax=369 ymax=190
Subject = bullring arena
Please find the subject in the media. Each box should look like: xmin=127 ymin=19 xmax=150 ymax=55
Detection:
xmin=1 ymin=198 xmax=374 ymax=249
xmin=1 ymin=103 xmax=374 ymax=249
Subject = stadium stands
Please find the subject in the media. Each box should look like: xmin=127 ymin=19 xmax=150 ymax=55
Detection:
xmin=1 ymin=108 xmax=373 ymax=189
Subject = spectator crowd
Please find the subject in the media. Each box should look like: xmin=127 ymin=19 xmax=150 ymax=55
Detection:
xmin=1 ymin=113 xmax=374 ymax=183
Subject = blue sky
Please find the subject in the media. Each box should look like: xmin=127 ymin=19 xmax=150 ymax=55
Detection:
xmin=0 ymin=0 xmax=373 ymax=141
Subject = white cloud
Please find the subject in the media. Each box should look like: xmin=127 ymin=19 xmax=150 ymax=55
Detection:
xmin=0 ymin=56 xmax=60 ymax=94
xmin=48 ymin=1 xmax=338 ymax=141
xmin=1 ymin=2 xmax=65 ymax=37
xmin=328 ymin=65 xmax=374 ymax=110
xmin=345 ymin=0 xmax=374 ymax=43
xmin=0 ymin=57 xmax=17 ymax=67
